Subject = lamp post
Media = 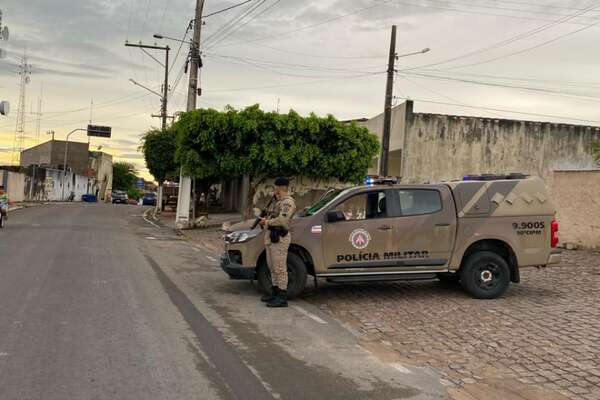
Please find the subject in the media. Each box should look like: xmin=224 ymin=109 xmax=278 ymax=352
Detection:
xmin=61 ymin=128 xmax=86 ymax=201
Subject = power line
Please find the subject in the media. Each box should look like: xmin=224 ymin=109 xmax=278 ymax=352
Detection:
xmin=205 ymin=53 xmax=385 ymax=74
xmin=395 ymin=96 xmax=600 ymax=125
xmin=203 ymin=0 xmax=266 ymax=47
xmin=203 ymin=70 xmax=385 ymax=93
xmin=204 ymin=0 xmax=257 ymax=18
xmin=399 ymin=71 xmax=600 ymax=103
xmin=441 ymin=14 xmax=600 ymax=70
xmin=399 ymin=2 xmax=600 ymax=72
xmin=210 ymin=2 xmax=382 ymax=48
xmin=205 ymin=0 xmax=283 ymax=50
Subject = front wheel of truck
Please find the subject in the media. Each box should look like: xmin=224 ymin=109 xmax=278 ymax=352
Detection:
xmin=460 ymin=251 xmax=510 ymax=299
xmin=257 ymin=252 xmax=307 ymax=300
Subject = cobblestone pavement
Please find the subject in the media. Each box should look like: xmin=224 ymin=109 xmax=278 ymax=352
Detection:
xmin=304 ymin=250 xmax=600 ymax=400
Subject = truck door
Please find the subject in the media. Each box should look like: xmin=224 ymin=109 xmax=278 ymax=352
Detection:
xmin=384 ymin=187 xmax=457 ymax=271
xmin=320 ymin=189 xmax=393 ymax=272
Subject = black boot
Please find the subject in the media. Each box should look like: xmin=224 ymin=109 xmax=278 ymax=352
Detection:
xmin=267 ymin=289 xmax=288 ymax=308
xmin=261 ymin=286 xmax=277 ymax=302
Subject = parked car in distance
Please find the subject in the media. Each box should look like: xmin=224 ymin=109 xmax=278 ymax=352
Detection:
xmin=112 ymin=190 xmax=128 ymax=204
xmin=142 ymin=192 xmax=157 ymax=206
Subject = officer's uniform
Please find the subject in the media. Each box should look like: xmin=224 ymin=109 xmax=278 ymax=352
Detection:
xmin=264 ymin=194 xmax=296 ymax=290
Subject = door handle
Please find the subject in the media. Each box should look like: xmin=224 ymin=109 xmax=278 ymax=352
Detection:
xmin=378 ymin=225 xmax=392 ymax=231
xmin=435 ymin=223 xmax=451 ymax=227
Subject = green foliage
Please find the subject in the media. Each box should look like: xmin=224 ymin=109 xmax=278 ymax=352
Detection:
xmin=593 ymin=140 xmax=600 ymax=166
xmin=127 ymin=187 xmax=144 ymax=201
xmin=173 ymin=105 xmax=379 ymax=185
xmin=112 ymin=162 xmax=137 ymax=190
xmin=140 ymin=128 xmax=178 ymax=184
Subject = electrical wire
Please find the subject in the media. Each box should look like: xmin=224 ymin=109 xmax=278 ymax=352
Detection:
xmin=203 ymin=0 xmax=267 ymax=47
xmin=204 ymin=0 xmax=257 ymax=18
xmin=205 ymin=0 xmax=283 ymax=50
xmin=399 ymin=2 xmax=600 ymax=72
xmin=211 ymin=2 xmax=382 ymax=48
xmin=394 ymin=96 xmax=600 ymax=125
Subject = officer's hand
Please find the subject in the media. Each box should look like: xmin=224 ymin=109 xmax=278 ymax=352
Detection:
xmin=258 ymin=218 xmax=266 ymax=227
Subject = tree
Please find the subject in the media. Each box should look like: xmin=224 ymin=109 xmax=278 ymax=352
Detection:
xmin=173 ymin=105 xmax=380 ymax=216
xmin=140 ymin=128 xmax=178 ymax=184
xmin=112 ymin=162 xmax=137 ymax=191
xmin=593 ymin=140 xmax=600 ymax=167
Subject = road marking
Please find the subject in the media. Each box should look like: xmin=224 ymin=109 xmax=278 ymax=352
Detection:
xmin=145 ymin=236 xmax=156 ymax=240
xmin=142 ymin=209 xmax=160 ymax=228
xmin=390 ymin=363 xmax=411 ymax=374
xmin=0 ymin=352 xmax=8 ymax=357
xmin=206 ymin=255 xmax=217 ymax=262
xmin=291 ymin=305 xmax=327 ymax=324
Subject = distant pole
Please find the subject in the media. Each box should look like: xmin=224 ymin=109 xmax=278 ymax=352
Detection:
xmin=161 ymin=46 xmax=170 ymax=130
xmin=61 ymin=128 xmax=86 ymax=201
xmin=379 ymin=25 xmax=396 ymax=177
xmin=176 ymin=0 xmax=204 ymax=227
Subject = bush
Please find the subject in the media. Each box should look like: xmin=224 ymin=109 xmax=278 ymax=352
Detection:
xmin=127 ymin=188 xmax=144 ymax=201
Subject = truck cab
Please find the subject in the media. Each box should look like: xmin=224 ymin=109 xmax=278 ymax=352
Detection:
xmin=221 ymin=175 xmax=561 ymax=299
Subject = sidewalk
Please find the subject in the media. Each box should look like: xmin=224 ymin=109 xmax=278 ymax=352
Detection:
xmin=8 ymin=202 xmax=44 ymax=212
xmin=152 ymin=210 xmax=244 ymax=254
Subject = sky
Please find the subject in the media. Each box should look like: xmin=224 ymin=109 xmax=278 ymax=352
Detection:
xmin=1 ymin=0 xmax=600 ymax=181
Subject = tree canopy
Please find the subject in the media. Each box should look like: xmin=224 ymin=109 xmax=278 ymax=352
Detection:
xmin=593 ymin=140 xmax=600 ymax=167
xmin=112 ymin=162 xmax=137 ymax=191
xmin=172 ymin=105 xmax=379 ymax=185
xmin=141 ymin=128 xmax=178 ymax=184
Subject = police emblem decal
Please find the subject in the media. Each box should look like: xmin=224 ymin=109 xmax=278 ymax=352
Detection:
xmin=349 ymin=228 xmax=371 ymax=249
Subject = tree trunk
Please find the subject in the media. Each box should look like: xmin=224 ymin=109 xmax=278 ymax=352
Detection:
xmin=244 ymin=175 xmax=267 ymax=219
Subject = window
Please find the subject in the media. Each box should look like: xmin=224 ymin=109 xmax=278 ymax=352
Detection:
xmin=396 ymin=189 xmax=442 ymax=216
xmin=333 ymin=191 xmax=387 ymax=221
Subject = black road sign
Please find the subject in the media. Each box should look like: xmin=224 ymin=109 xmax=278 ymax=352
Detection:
xmin=87 ymin=124 xmax=112 ymax=138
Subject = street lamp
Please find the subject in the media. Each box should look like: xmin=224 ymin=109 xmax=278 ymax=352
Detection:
xmin=61 ymin=128 xmax=87 ymax=201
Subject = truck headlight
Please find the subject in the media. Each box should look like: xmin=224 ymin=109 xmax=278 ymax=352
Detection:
xmin=226 ymin=229 xmax=260 ymax=243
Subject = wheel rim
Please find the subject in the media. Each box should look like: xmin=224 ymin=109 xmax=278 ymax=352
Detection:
xmin=475 ymin=262 xmax=502 ymax=291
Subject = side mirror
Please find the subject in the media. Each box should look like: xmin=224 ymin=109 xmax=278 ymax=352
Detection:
xmin=326 ymin=210 xmax=345 ymax=223
xmin=253 ymin=207 xmax=262 ymax=218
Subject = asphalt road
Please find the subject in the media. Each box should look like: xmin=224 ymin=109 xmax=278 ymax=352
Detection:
xmin=0 ymin=204 xmax=448 ymax=400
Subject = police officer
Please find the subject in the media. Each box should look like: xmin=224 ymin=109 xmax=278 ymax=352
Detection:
xmin=259 ymin=177 xmax=296 ymax=308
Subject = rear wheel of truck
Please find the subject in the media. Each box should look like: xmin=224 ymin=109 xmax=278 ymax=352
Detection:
xmin=460 ymin=251 xmax=510 ymax=299
xmin=257 ymin=252 xmax=307 ymax=300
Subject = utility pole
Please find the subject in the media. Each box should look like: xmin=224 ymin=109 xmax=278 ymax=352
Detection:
xmin=379 ymin=25 xmax=396 ymax=177
xmin=176 ymin=0 xmax=204 ymax=228
xmin=125 ymin=42 xmax=171 ymax=130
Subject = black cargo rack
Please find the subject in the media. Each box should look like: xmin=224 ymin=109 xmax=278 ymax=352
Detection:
xmin=462 ymin=173 xmax=529 ymax=181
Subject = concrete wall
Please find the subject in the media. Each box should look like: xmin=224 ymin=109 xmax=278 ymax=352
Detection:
xmin=253 ymin=176 xmax=351 ymax=210
xmin=0 ymin=169 xmax=26 ymax=203
xmin=1 ymin=167 xmax=92 ymax=202
xmin=401 ymin=108 xmax=600 ymax=183
xmin=89 ymin=152 xmax=113 ymax=200
xmin=548 ymin=170 xmax=600 ymax=249
xmin=20 ymin=140 xmax=90 ymax=175
xmin=359 ymin=101 xmax=411 ymax=176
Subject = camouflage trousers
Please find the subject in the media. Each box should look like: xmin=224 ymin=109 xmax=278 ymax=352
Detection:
xmin=265 ymin=232 xmax=291 ymax=289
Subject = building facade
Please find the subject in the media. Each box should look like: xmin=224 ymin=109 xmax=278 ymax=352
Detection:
xmin=20 ymin=140 xmax=90 ymax=175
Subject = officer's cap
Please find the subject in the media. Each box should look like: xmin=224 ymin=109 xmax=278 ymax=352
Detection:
xmin=274 ymin=177 xmax=289 ymax=187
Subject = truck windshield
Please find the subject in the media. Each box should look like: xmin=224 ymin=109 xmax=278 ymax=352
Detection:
xmin=304 ymin=189 xmax=346 ymax=216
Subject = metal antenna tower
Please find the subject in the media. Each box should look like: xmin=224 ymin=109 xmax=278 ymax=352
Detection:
xmin=11 ymin=54 xmax=32 ymax=164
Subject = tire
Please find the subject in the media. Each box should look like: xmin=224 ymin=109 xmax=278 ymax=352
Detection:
xmin=460 ymin=251 xmax=510 ymax=299
xmin=256 ymin=252 xmax=307 ymax=299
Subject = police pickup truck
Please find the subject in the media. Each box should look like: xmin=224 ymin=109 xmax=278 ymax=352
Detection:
xmin=221 ymin=174 xmax=561 ymax=299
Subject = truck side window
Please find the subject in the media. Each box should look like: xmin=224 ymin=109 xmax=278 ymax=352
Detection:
xmin=397 ymin=189 xmax=442 ymax=216
xmin=333 ymin=191 xmax=387 ymax=221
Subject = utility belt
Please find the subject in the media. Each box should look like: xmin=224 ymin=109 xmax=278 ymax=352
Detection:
xmin=268 ymin=226 xmax=289 ymax=243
